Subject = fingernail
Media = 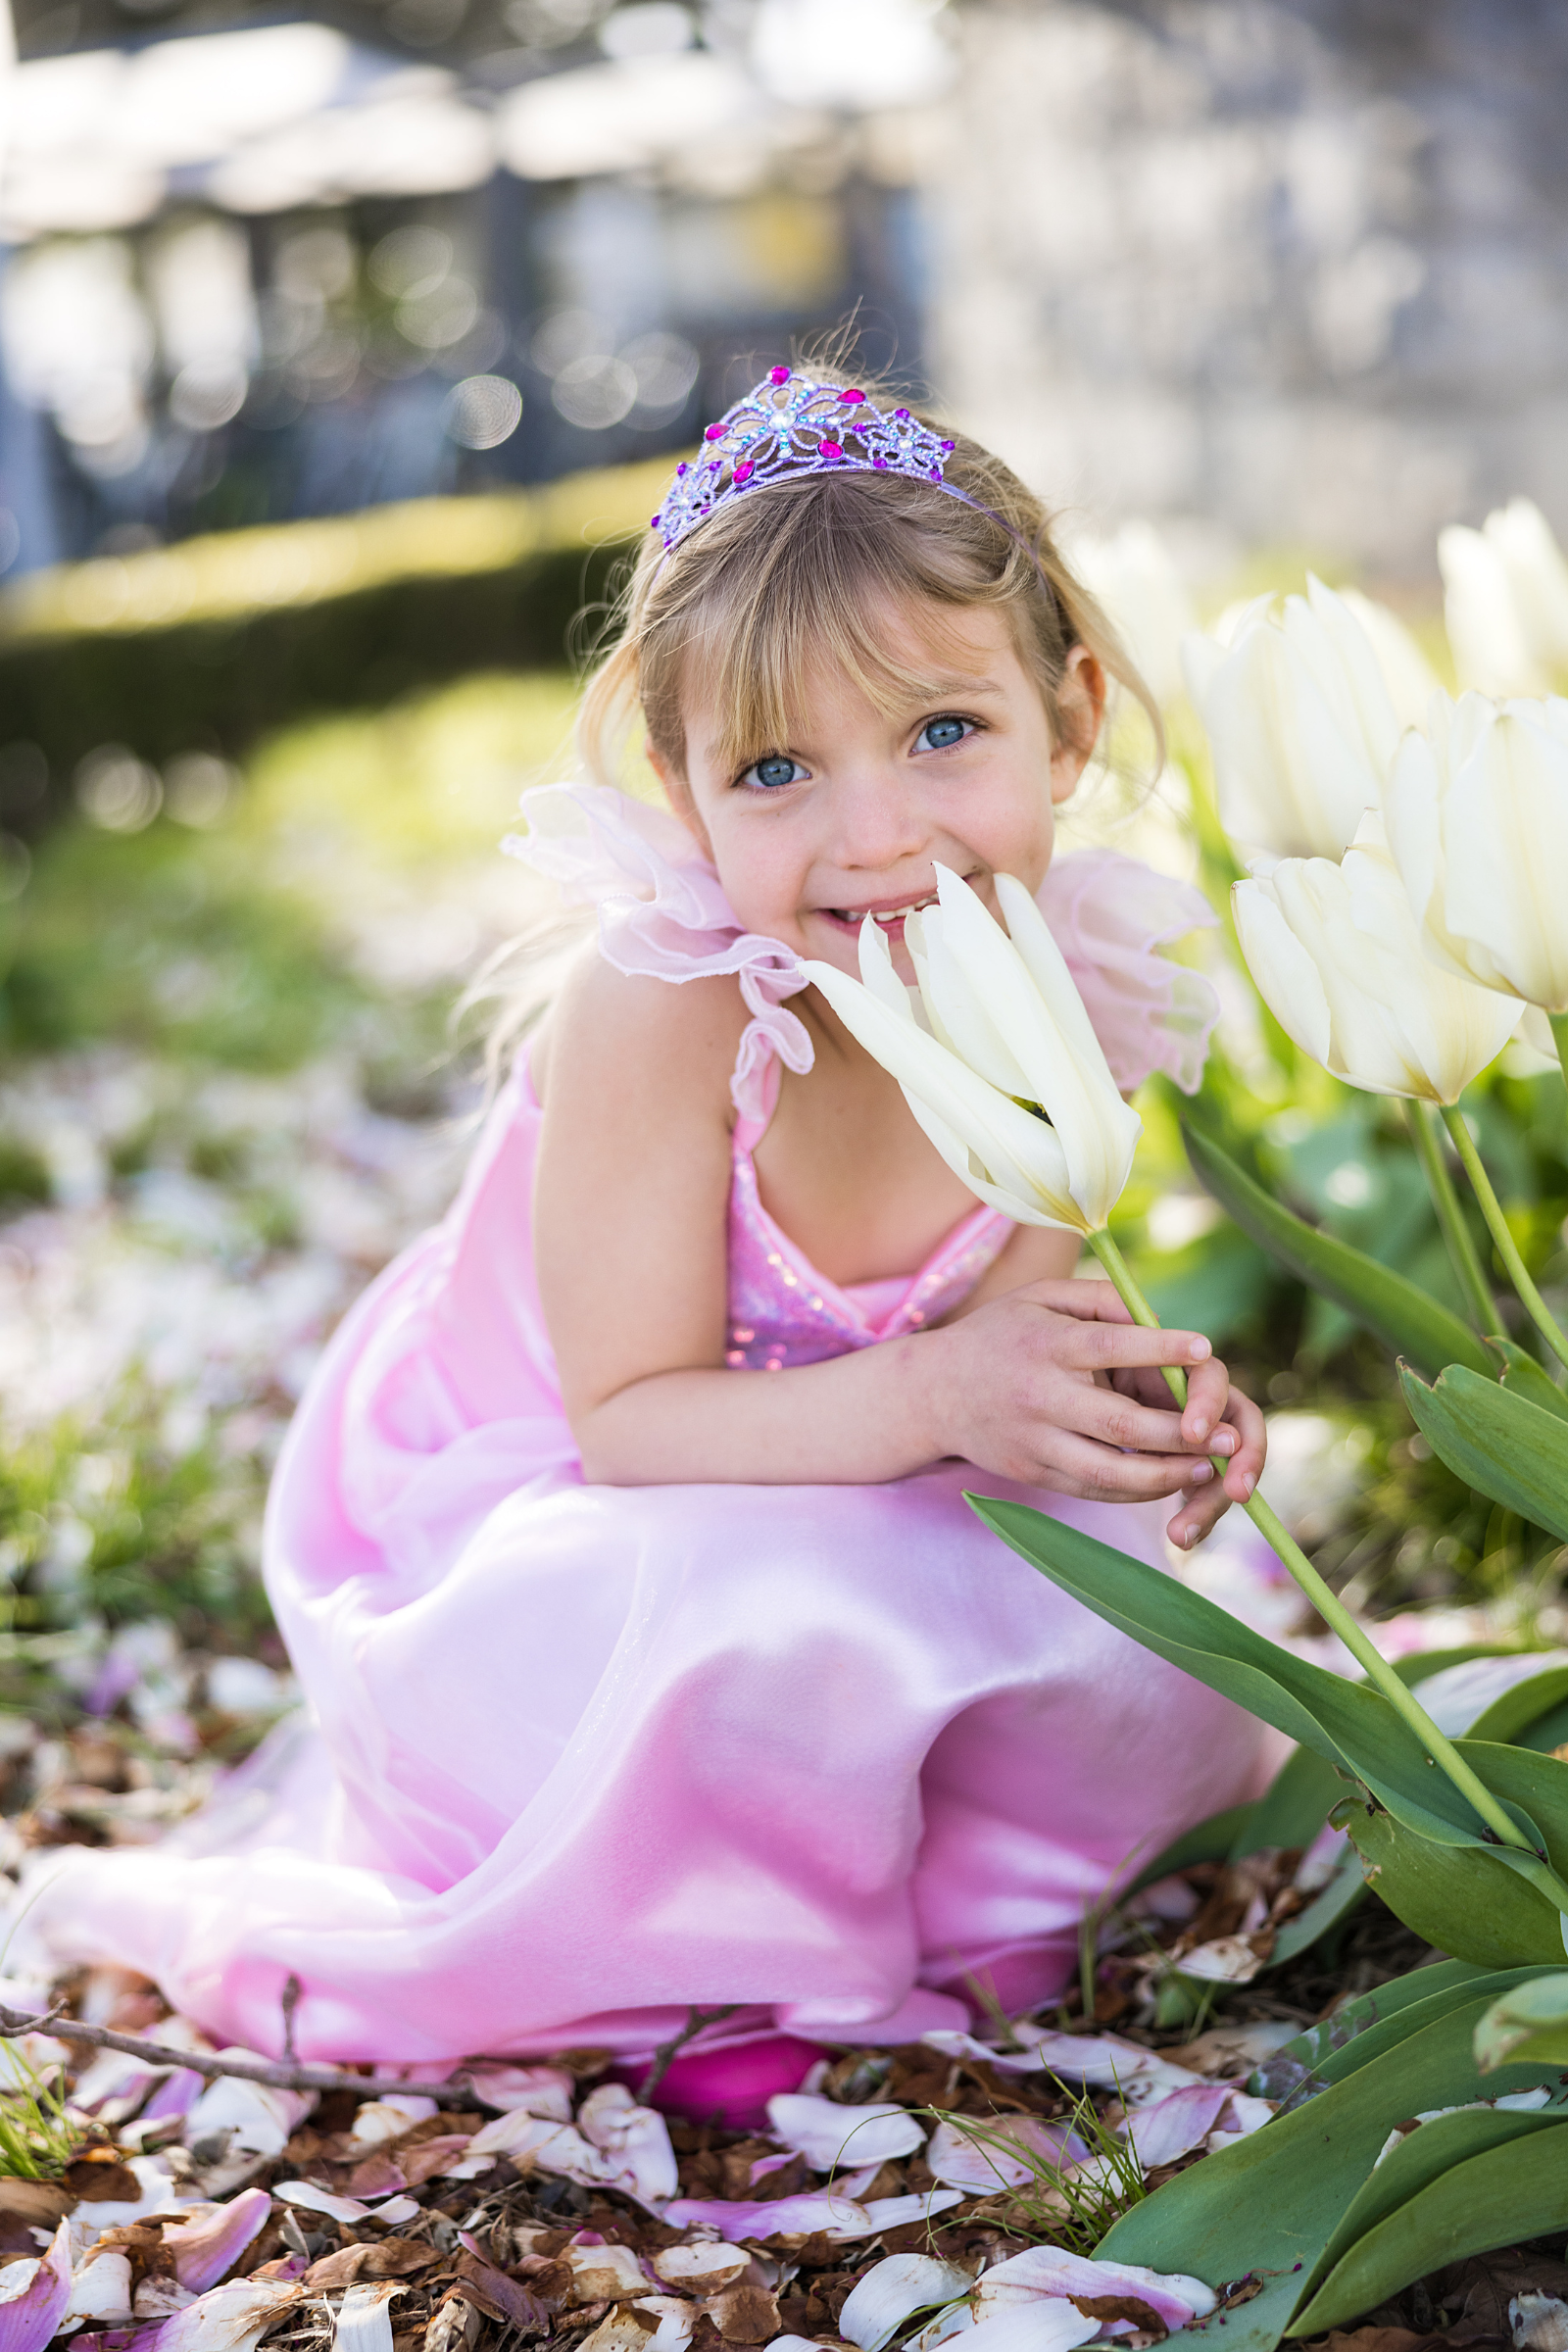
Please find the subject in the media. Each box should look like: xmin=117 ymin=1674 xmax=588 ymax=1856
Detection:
xmin=1190 ymin=1418 xmax=1209 ymax=1441
xmin=1243 ymin=1472 xmax=1256 ymax=1495
xmin=1213 ymin=1430 xmax=1237 ymax=1453
xmin=1188 ymin=1339 xmax=1210 ymax=1362
xmin=1190 ymin=1463 xmax=1213 ymax=1484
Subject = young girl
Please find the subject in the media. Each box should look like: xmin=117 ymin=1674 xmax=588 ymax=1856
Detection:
xmin=25 ymin=368 xmax=1269 ymax=2110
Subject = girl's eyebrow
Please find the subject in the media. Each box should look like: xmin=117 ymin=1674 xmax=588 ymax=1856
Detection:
xmin=906 ymin=675 xmax=1008 ymax=703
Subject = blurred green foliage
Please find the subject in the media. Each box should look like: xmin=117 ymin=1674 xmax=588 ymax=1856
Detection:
xmin=0 ymin=462 xmax=661 ymax=793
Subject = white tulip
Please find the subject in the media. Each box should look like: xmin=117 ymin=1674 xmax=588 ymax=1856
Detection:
xmin=1385 ymin=690 xmax=1568 ymax=1014
xmin=1072 ymin=519 xmax=1196 ymax=708
xmin=1232 ymin=820 xmax=1521 ymax=1102
xmin=1440 ymin=498 xmax=1568 ymax=697
xmin=1333 ymin=587 xmax=1444 ymax=730
xmin=803 ymin=866 xmax=1142 ymax=1236
xmin=1181 ymin=575 xmax=1400 ymax=858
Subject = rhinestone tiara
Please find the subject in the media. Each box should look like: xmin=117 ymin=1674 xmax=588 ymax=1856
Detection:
xmin=650 ymin=368 xmax=957 ymax=553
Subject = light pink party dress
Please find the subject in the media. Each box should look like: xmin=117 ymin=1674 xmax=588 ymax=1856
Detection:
xmin=24 ymin=785 xmax=1268 ymax=2075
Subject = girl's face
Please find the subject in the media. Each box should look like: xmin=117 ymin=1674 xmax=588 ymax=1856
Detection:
xmin=657 ymin=600 xmax=1104 ymax=982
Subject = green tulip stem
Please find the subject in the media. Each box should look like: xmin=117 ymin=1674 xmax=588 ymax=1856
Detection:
xmin=1551 ymin=1011 xmax=1568 ymax=1107
xmin=1405 ymin=1102 xmax=1507 ymax=1339
xmin=1441 ymin=1106 xmax=1568 ymax=1374
xmin=1085 ymin=1223 xmax=1536 ymax=1855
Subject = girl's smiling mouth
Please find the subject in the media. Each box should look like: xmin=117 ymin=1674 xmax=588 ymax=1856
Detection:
xmin=815 ymin=875 xmax=986 ymax=938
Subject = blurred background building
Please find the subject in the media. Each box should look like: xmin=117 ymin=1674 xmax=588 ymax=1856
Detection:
xmin=4 ymin=0 xmax=1568 ymax=577
xmin=0 ymin=0 xmax=946 ymax=566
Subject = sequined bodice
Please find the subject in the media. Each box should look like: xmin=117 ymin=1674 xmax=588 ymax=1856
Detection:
xmin=722 ymin=1069 xmax=1012 ymax=1372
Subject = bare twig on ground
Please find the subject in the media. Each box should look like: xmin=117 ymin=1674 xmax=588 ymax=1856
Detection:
xmin=639 ymin=2004 xmax=741 ymax=2103
xmin=0 ymin=2001 xmax=486 ymax=2105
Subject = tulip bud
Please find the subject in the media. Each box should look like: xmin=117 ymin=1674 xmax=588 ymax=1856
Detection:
xmin=1232 ymin=820 xmax=1521 ymax=1102
xmin=1385 ymin=690 xmax=1568 ymax=1013
xmin=1439 ymin=498 xmax=1568 ymax=697
xmin=1071 ymin=520 xmax=1195 ymax=709
xmin=804 ymin=868 xmax=1142 ymax=1236
xmin=1182 ymin=576 xmax=1401 ymax=858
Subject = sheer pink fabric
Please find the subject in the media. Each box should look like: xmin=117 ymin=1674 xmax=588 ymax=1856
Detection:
xmin=19 ymin=786 xmax=1260 ymax=2066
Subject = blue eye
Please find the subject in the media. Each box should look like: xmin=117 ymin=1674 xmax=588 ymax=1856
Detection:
xmin=743 ymin=755 xmax=807 ymax=790
xmin=917 ymin=715 xmax=973 ymax=752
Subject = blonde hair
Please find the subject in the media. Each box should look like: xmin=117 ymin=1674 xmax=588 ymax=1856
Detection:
xmin=577 ymin=361 xmax=1160 ymax=803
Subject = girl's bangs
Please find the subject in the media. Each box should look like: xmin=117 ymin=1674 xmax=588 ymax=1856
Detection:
xmin=681 ymin=514 xmax=1006 ymax=774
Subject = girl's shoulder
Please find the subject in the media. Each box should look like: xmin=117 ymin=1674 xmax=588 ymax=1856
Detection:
xmin=529 ymin=941 xmax=748 ymax=1119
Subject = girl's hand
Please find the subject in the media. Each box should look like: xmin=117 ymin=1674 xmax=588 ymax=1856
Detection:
xmin=924 ymin=1278 xmax=1265 ymax=1544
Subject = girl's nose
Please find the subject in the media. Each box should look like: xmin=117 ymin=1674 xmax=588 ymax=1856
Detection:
xmin=832 ymin=769 xmax=930 ymax=875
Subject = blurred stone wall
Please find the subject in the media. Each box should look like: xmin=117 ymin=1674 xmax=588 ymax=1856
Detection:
xmin=928 ymin=0 xmax=1568 ymax=576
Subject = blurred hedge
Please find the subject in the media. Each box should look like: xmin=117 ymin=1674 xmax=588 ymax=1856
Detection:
xmin=0 ymin=458 xmax=669 ymax=815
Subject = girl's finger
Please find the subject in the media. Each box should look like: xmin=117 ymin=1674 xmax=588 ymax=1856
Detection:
xmin=1217 ymin=1388 xmax=1268 ymax=1501
xmin=1181 ymin=1358 xmax=1240 ymax=1455
xmin=1072 ymin=1386 xmax=1223 ymax=1456
xmin=1058 ymin=1321 xmax=1213 ymax=1375
xmin=1027 ymin=1278 xmax=1134 ymax=1326
xmin=1167 ymin=1483 xmax=1235 ymax=1549
xmin=1030 ymin=1429 xmax=1214 ymax=1502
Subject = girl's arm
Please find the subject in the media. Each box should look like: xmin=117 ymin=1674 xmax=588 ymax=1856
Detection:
xmin=532 ymin=960 xmax=1258 ymax=1527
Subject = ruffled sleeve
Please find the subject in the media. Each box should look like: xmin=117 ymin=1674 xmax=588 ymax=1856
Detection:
xmin=1036 ymin=850 xmax=1220 ymax=1095
xmin=503 ymin=782 xmax=813 ymax=1121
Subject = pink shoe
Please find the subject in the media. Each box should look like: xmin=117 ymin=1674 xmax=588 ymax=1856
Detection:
xmin=616 ymin=2033 xmax=827 ymax=2131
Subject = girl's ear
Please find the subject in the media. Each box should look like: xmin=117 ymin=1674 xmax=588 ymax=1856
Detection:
xmin=1049 ymin=646 xmax=1107 ymax=806
xmin=646 ymin=740 xmax=714 ymax=858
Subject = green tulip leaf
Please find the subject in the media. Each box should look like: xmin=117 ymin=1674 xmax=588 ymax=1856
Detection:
xmin=967 ymin=1496 xmax=1546 ymax=1863
xmin=1183 ymin=1125 xmax=1496 ymax=1380
xmin=1465 ymin=1664 xmax=1568 ymax=1748
xmin=1474 ymin=1971 xmax=1568 ymax=2072
xmin=1232 ymin=1742 xmax=1348 ymax=1861
xmin=1099 ymin=1971 xmax=1566 ymax=2352
xmin=1117 ymin=1805 xmax=1258 ymax=1906
xmin=1334 ymin=1790 xmax=1568 ymax=1968
xmin=1398 ymin=1363 xmax=1568 ymax=1543
xmin=1291 ymin=2112 xmax=1568 ymax=2336
xmin=1266 ymin=1836 xmax=1366 ymax=1970
xmin=1488 ymin=1338 xmax=1568 ymax=1422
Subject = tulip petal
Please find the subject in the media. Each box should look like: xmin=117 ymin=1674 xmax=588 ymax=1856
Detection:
xmin=938 ymin=870 xmax=1139 ymax=1229
xmin=926 ymin=2115 xmax=1086 ymax=2192
xmin=577 ymin=2083 xmax=678 ymax=2204
xmin=1232 ymin=878 xmax=1335 ymax=1066
xmin=334 ymin=2282 xmax=398 ymax=2352
xmin=169 ymin=2186 xmax=272 ymax=2293
xmin=805 ymin=956 xmax=1088 ymax=1230
xmin=1443 ymin=701 xmax=1568 ymax=1011
xmin=972 ymin=2247 xmax=1216 ymax=2334
xmin=1202 ymin=618 xmax=1382 ymax=858
xmin=765 ymin=2093 xmax=925 ymax=2172
xmin=0 ymin=2220 xmax=73 ymax=2352
xmin=67 ymin=2250 xmax=135 ymax=2326
xmin=839 ymin=2256 xmax=972 ymax=2352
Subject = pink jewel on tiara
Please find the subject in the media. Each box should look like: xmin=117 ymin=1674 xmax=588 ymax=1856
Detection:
xmin=652 ymin=371 xmax=960 ymax=553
